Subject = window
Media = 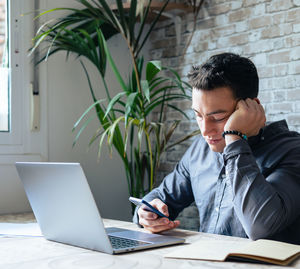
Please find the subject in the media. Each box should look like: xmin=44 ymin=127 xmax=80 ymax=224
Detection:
xmin=0 ymin=0 xmax=23 ymax=148
xmin=0 ymin=0 xmax=46 ymax=156
xmin=0 ymin=0 xmax=9 ymax=132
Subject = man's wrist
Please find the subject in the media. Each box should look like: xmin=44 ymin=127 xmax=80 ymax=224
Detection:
xmin=223 ymin=134 xmax=252 ymax=161
xmin=222 ymin=130 xmax=248 ymax=145
xmin=224 ymin=134 xmax=242 ymax=145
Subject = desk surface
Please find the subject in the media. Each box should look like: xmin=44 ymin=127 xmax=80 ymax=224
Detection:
xmin=0 ymin=213 xmax=299 ymax=269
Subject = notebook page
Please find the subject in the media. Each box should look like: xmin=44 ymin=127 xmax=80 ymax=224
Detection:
xmin=232 ymin=239 xmax=300 ymax=261
xmin=165 ymin=240 xmax=246 ymax=261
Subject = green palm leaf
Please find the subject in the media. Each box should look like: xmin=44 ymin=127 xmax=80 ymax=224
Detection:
xmin=141 ymin=80 xmax=150 ymax=103
xmin=116 ymin=0 xmax=128 ymax=37
xmin=104 ymin=92 xmax=127 ymax=119
xmin=128 ymin=0 xmax=137 ymax=45
xmin=99 ymin=29 xmax=128 ymax=92
xmin=73 ymin=99 xmax=104 ymax=131
xmin=146 ymin=60 xmax=162 ymax=82
xmin=125 ymin=92 xmax=139 ymax=125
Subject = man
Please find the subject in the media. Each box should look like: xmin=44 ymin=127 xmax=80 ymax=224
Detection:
xmin=133 ymin=53 xmax=300 ymax=244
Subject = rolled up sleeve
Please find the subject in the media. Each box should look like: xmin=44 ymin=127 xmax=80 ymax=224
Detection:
xmin=223 ymin=139 xmax=300 ymax=240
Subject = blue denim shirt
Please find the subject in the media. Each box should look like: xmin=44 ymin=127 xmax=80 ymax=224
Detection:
xmin=133 ymin=120 xmax=300 ymax=244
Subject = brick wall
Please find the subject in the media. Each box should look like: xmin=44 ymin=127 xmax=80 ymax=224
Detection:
xmin=0 ymin=0 xmax=5 ymax=64
xmin=149 ymin=0 xmax=300 ymax=230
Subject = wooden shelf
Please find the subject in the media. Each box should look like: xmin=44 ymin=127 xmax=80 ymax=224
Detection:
xmin=110 ymin=1 xmax=193 ymax=18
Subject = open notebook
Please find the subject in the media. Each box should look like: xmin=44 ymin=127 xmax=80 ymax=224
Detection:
xmin=165 ymin=239 xmax=300 ymax=265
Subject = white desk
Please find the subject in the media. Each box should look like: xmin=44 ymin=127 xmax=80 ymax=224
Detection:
xmin=0 ymin=213 xmax=299 ymax=269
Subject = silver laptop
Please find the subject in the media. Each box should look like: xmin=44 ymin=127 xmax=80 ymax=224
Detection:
xmin=15 ymin=162 xmax=185 ymax=254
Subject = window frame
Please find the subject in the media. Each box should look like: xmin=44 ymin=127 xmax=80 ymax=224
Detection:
xmin=0 ymin=0 xmax=21 ymax=146
xmin=0 ymin=0 xmax=47 ymax=160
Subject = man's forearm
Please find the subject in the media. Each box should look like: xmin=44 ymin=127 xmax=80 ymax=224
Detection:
xmin=223 ymin=140 xmax=290 ymax=240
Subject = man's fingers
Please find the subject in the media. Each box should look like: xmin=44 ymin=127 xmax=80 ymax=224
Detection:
xmin=243 ymin=98 xmax=257 ymax=110
xmin=150 ymin=199 xmax=169 ymax=217
xmin=235 ymin=99 xmax=244 ymax=109
xmin=142 ymin=220 xmax=181 ymax=234
xmin=137 ymin=198 xmax=179 ymax=233
xmin=139 ymin=217 xmax=170 ymax=227
xmin=138 ymin=207 xmax=157 ymax=220
xmin=240 ymin=98 xmax=263 ymax=115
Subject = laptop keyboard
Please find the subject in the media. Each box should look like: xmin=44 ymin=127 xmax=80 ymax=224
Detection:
xmin=109 ymin=235 xmax=149 ymax=249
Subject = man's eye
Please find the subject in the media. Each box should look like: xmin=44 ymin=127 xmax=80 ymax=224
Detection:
xmin=214 ymin=117 xmax=226 ymax=122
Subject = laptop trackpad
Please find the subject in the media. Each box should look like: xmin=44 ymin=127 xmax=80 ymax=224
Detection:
xmin=105 ymin=227 xmax=128 ymax=233
xmin=107 ymin=228 xmax=166 ymax=243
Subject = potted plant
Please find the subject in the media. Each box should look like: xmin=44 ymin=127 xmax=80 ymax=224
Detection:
xmin=30 ymin=0 xmax=200 ymax=213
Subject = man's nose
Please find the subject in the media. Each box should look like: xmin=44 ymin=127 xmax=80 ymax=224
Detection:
xmin=200 ymin=118 xmax=213 ymax=136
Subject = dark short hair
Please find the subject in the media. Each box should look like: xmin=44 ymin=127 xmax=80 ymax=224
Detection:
xmin=187 ymin=53 xmax=259 ymax=99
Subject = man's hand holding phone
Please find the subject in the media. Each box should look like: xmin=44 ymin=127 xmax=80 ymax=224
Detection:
xmin=130 ymin=197 xmax=180 ymax=233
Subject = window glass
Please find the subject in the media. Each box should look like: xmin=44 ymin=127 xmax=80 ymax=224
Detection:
xmin=0 ymin=0 xmax=9 ymax=132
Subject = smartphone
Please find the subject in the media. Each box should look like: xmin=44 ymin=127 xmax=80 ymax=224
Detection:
xmin=129 ymin=197 xmax=171 ymax=220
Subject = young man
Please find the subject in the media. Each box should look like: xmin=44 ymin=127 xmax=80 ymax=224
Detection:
xmin=133 ymin=53 xmax=300 ymax=244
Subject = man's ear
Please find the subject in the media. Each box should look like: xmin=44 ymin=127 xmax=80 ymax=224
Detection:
xmin=254 ymin=98 xmax=260 ymax=104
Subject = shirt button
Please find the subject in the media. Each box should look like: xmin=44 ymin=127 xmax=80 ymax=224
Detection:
xmin=215 ymin=207 xmax=219 ymax=212
xmin=221 ymin=174 xmax=226 ymax=179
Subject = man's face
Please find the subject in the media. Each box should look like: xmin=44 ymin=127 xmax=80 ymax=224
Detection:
xmin=192 ymin=87 xmax=237 ymax=152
